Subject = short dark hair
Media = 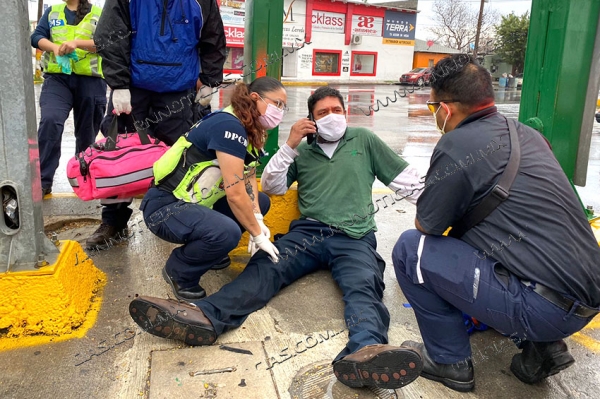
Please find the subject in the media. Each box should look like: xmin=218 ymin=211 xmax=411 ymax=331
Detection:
xmin=430 ymin=54 xmax=495 ymax=109
xmin=307 ymin=86 xmax=345 ymax=115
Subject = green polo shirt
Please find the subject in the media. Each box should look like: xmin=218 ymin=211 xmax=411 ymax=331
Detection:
xmin=286 ymin=127 xmax=408 ymax=239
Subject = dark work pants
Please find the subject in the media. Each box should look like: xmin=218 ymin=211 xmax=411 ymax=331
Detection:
xmin=129 ymin=86 xmax=194 ymax=146
xmin=141 ymin=187 xmax=271 ymax=288
xmin=392 ymin=229 xmax=596 ymax=365
xmin=99 ymin=91 xmax=136 ymax=136
xmin=195 ymin=219 xmax=390 ymax=362
xmin=102 ymin=86 xmax=194 ymax=227
xmin=37 ymin=73 xmax=107 ymax=189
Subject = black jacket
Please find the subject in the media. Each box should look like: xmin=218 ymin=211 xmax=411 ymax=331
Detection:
xmin=95 ymin=0 xmax=226 ymax=90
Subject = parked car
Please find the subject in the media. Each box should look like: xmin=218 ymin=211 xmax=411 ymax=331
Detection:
xmin=399 ymin=67 xmax=432 ymax=86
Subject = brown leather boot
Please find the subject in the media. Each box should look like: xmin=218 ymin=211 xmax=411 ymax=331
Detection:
xmin=129 ymin=296 xmax=217 ymax=346
xmin=333 ymin=344 xmax=423 ymax=389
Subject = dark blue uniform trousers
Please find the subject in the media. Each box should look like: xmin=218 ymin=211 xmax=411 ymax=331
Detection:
xmin=102 ymin=87 xmax=195 ymax=227
xmin=392 ymin=229 xmax=594 ymax=365
xmin=141 ymin=187 xmax=271 ymax=288
xmin=38 ymin=73 xmax=106 ymax=189
xmin=194 ymin=219 xmax=390 ymax=362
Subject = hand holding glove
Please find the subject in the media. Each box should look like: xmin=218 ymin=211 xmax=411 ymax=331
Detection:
xmin=195 ymin=85 xmax=213 ymax=107
xmin=112 ymin=89 xmax=132 ymax=115
xmin=248 ymin=233 xmax=280 ymax=263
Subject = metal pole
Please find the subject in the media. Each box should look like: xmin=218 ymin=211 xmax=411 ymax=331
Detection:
xmin=244 ymin=0 xmax=284 ymax=172
xmin=520 ymin=0 xmax=600 ymax=182
xmin=473 ymin=0 xmax=485 ymax=57
xmin=0 ymin=0 xmax=58 ymax=272
xmin=574 ymin=10 xmax=600 ymax=186
xmin=37 ymin=0 xmax=44 ymax=21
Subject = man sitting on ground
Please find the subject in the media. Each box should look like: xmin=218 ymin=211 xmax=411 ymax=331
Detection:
xmin=128 ymin=86 xmax=426 ymax=390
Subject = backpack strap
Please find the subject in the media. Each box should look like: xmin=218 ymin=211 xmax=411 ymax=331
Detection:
xmin=449 ymin=117 xmax=521 ymax=239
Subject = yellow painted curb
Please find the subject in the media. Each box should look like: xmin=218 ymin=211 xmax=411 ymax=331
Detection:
xmin=232 ymin=184 xmax=300 ymax=256
xmin=282 ymin=81 xmax=329 ymax=86
xmin=0 ymin=240 xmax=106 ymax=351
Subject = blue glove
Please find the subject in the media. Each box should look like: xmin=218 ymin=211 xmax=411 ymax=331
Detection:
xmin=56 ymin=52 xmax=79 ymax=75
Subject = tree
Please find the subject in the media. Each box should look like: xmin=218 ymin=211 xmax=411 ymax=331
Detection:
xmin=495 ymin=12 xmax=530 ymax=75
xmin=429 ymin=0 xmax=499 ymax=53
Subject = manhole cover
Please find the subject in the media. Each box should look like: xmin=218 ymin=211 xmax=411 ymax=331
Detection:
xmin=289 ymin=360 xmax=403 ymax=399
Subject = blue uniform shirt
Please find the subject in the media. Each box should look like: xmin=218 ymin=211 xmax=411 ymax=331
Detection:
xmin=31 ymin=6 xmax=78 ymax=48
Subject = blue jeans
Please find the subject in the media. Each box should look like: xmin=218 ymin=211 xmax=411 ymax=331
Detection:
xmin=195 ymin=219 xmax=390 ymax=361
xmin=141 ymin=187 xmax=270 ymax=288
xmin=392 ymin=229 xmax=596 ymax=364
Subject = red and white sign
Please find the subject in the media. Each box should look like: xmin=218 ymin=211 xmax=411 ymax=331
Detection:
xmin=224 ymin=26 xmax=244 ymax=45
xmin=311 ymin=11 xmax=345 ymax=33
xmin=351 ymin=15 xmax=383 ymax=37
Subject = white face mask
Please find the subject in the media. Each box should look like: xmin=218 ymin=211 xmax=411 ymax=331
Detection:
xmin=433 ymin=105 xmax=450 ymax=135
xmin=316 ymin=113 xmax=347 ymax=142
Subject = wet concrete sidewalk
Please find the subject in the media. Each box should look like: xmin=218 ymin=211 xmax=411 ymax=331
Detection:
xmin=0 ymin=84 xmax=599 ymax=399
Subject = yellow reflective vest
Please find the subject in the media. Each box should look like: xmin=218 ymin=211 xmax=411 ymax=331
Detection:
xmin=153 ymin=108 xmax=261 ymax=208
xmin=43 ymin=4 xmax=103 ymax=77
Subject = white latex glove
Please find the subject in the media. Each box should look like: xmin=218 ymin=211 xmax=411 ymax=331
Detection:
xmin=248 ymin=233 xmax=279 ymax=263
xmin=254 ymin=213 xmax=270 ymax=239
xmin=196 ymin=85 xmax=213 ymax=106
xmin=112 ymin=89 xmax=132 ymax=115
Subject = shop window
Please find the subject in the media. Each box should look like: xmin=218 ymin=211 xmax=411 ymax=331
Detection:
xmin=224 ymin=46 xmax=244 ymax=72
xmin=313 ymin=50 xmax=341 ymax=76
xmin=350 ymin=52 xmax=377 ymax=77
xmin=428 ymin=59 xmax=434 ymax=68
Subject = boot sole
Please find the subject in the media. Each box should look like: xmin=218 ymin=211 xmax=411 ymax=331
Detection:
xmin=162 ymin=267 xmax=206 ymax=301
xmin=333 ymin=348 xmax=423 ymax=389
xmin=420 ymin=370 xmax=474 ymax=392
xmin=510 ymin=351 xmax=575 ymax=384
xmin=129 ymin=298 xmax=216 ymax=346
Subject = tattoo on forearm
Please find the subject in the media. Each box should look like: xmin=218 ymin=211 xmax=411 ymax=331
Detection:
xmin=245 ymin=179 xmax=255 ymax=202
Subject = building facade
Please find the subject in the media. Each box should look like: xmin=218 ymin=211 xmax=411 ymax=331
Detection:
xmin=218 ymin=0 xmax=418 ymax=83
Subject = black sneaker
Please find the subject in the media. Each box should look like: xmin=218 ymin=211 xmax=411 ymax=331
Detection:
xmin=510 ymin=340 xmax=575 ymax=384
xmin=42 ymin=187 xmax=52 ymax=196
xmin=86 ymin=223 xmax=129 ymax=250
xmin=402 ymin=340 xmax=474 ymax=392
xmin=162 ymin=267 xmax=206 ymax=301
xmin=210 ymin=256 xmax=231 ymax=270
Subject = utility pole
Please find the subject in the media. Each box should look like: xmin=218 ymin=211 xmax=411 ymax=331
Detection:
xmin=37 ymin=0 xmax=44 ymax=21
xmin=473 ymin=0 xmax=486 ymax=57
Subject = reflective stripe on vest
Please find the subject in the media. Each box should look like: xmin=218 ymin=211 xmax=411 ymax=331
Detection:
xmin=154 ymin=109 xmax=261 ymax=208
xmin=43 ymin=4 xmax=103 ymax=78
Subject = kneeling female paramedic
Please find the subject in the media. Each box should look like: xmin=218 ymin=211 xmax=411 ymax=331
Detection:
xmin=141 ymin=77 xmax=286 ymax=301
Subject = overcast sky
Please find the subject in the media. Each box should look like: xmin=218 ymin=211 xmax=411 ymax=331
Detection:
xmin=35 ymin=0 xmax=533 ymax=41
xmin=369 ymin=0 xmax=532 ymax=40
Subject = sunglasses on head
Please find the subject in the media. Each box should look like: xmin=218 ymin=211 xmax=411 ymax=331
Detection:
xmin=426 ymin=100 xmax=459 ymax=113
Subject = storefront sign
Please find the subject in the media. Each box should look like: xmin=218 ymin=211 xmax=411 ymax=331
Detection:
xmin=283 ymin=24 xmax=306 ymax=47
xmin=342 ymin=50 xmax=350 ymax=73
xmin=224 ymin=26 xmax=244 ymax=46
xmin=351 ymin=15 xmax=383 ymax=37
xmin=221 ymin=0 xmax=244 ymax=9
xmin=383 ymin=10 xmax=416 ymax=42
xmin=221 ymin=6 xmax=245 ymax=26
xmin=300 ymin=53 xmax=312 ymax=70
xmin=311 ymin=10 xmax=345 ymax=33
